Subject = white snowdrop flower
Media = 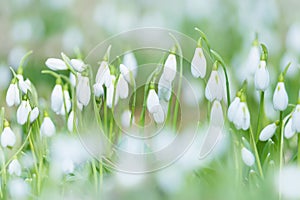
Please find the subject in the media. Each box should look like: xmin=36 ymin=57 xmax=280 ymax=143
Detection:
xmin=45 ymin=58 xmax=68 ymax=70
xmin=292 ymin=104 xmax=300 ymax=132
xmin=205 ymin=67 xmax=223 ymax=102
xmin=273 ymin=81 xmax=288 ymax=111
xmin=70 ymin=59 xmax=86 ymax=72
xmin=106 ymin=75 xmax=119 ymax=108
xmin=152 ymin=104 xmax=165 ymax=124
xmin=40 ymin=115 xmax=56 ymax=137
xmin=210 ymin=100 xmax=224 ymax=127
xmin=69 ymin=72 xmax=76 ymax=87
xmin=8 ymin=178 xmax=30 ymax=199
xmin=259 ymin=123 xmax=277 ymax=141
xmin=123 ymin=52 xmax=138 ymax=77
xmin=158 ymin=77 xmax=172 ymax=101
xmin=8 ymin=159 xmax=22 ymax=176
xmin=162 ymin=53 xmax=177 ymax=82
xmin=6 ymin=82 xmax=20 ymax=107
xmin=121 ymin=110 xmax=133 ymax=128
xmin=147 ymin=88 xmax=160 ymax=113
xmin=67 ymin=110 xmax=75 ymax=132
xmin=76 ymin=74 xmax=91 ymax=106
xmin=93 ymin=83 xmax=104 ymax=97
xmin=59 ymin=90 xmax=71 ymax=115
xmin=17 ymin=75 xmax=31 ymax=94
xmin=227 ymin=96 xmax=240 ymax=122
xmin=241 ymin=147 xmax=255 ymax=166
xmin=30 ymin=107 xmax=39 ymax=123
xmin=233 ymin=100 xmax=250 ymax=131
xmin=285 ymin=117 xmax=295 ymax=139
xmin=1 ymin=122 xmax=16 ymax=148
xmin=191 ymin=47 xmax=206 ymax=78
xmin=51 ymin=83 xmax=63 ymax=114
xmin=16 ymin=100 xmax=31 ymax=125
xmin=120 ymin=63 xmax=134 ymax=86
xmin=245 ymin=43 xmax=260 ymax=75
xmin=117 ymin=74 xmax=129 ymax=99
xmin=254 ymin=60 xmax=270 ymax=91
xmin=95 ymin=61 xmax=111 ymax=87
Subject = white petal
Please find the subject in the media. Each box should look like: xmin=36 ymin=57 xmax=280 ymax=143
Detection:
xmin=158 ymin=77 xmax=172 ymax=101
xmin=67 ymin=111 xmax=76 ymax=132
xmin=106 ymin=75 xmax=118 ymax=108
xmin=70 ymin=59 xmax=86 ymax=72
xmin=121 ymin=110 xmax=133 ymax=128
xmin=273 ymin=82 xmax=288 ymax=111
xmin=241 ymin=147 xmax=255 ymax=166
xmin=93 ymin=83 xmax=104 ymax=97
xmin=205 ymin=70 xmax=223 ymax=102
xmin=8 ymin=159 xmax=22 ymax=176
xmin=96 ymin=61 xmax=111 ymax=87
xmin=285 ymin=118 xmax=296 ymax=139
xmin=152 ymin=104 xmax=165 ymax=124
xmin=210 ymin=100 xmax=224 ymax=127
xmin=254 ymin=61 xmax=269 ymax=91
xmin=245 ymin=45 xmax=260 ymax=75
xmin=233 ymin=102 xmax=250 ymax=130
xmin=292 ymin=105 xmax=300 ymax=132
xmin=117 ymin=74 xmax=129 ymax=99
xmin=30 ymin=107 xmax=39 ymax=123
xmin=59 ymin=90 xmax=72 ymax=115
xmin=147 ymin=89 xmax=160 ymax=113
xmin=16 ymin=100 xmax=31 ymax=125
xmin=6 ymin=83 xmax=20 ymax=107
xmin=69 ymin=72 xmax=77 ymax=87
xmin=259 ymin=123 xmax=277 ymax=141
xmin=40 ymin=117 xmax=56 ymax=137
xmin=227 ymin=97 xmax=240 ymax=122
xmin=123 ymin=52 xmax=138 ymax=77
xmin=1 ymin=127 xmax=16 ymax=148
xmin=191 ymin=47 xmax=206 ymax=78
xmin=76 ymin=74 xmax=91 ymax=106
xmin=162 ymin=54 xmax=177 ymax=82
xmin=45 ymin=58 xmax=68 ymax=70
xmin=120 ymin=64 xmax=134 ymax=85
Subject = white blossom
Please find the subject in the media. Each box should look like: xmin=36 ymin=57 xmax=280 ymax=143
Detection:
xmin=16 ymin=100 xmax=31 ymax=125
xmin=227 ymin=96 xmax=240 ymax=122
xmin=51 ymin=84 xmax=63 ymax=114
xmin=123 ymin=52 xmax=138 ymax=77
xmin=162 ymin=53 xmax=177 ymax=82
xmin=40 ymin=116 xmax=56 ymax=137
xmin=254 ymin=60 xmax=269 ymax=91
xmin=70 ymin=59 xmax=86 ymax=72
xmin=273 ymin=82 xmax=288 ymax=111
xmin=93 ymin=83 xmax=104 ymax=97
xmin=191 ymin=47 xmax=206 ymax=78
xmin=120 ymin=63 xmax=134 ymax=86
xmin=292 ymin=104 xmax=300 ymax=132
xmin=8 ymin=159 xmax=22 ymax=176
xmin=152 ymin=104 xmax=165 ymax=124
xmin=17 ymin=75 xmax=31 ymax=94
xmin=45 ymin=58 xmax=68 ymax=70
xmin=59 ymin=90 xmax=72 ymax=115
xmin=205 ymin=70 xmax=223 ymax=102
xmin=95 ymin=61 xmax=111 ymax=87
xmin=259 ymin=123 xmax=277 ymax=141
xmin=285 ymin=117 xmax=296 ymax=139
xmin=106 ymin=75 xmax=118 ymax=108
xmin=233 ymin=102 xmax=250 ymax=130
xmin=117 ymin=74 xmax=129 ymax=99
xmin=241 ymin=147 xmax=255 ymax=166
xmin=147 ymin=89 xmax=160 ymax=113
xmin=1 ymin=126 xmax=16 ymax=148
xmin=158 ymin=77 xmax=172 ymax=101
xmin=76 ymin=74 xmax=91 ymax=106
xmin=6 ymin=83 xmax=20 ymax=107
xmin=30 ymin=107 xmax=39 ymax=123
xmin=67 ymin=111 xmax=76 ymax=132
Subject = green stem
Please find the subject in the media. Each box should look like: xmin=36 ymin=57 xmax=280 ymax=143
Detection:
xmin=279 ymin=111 xmax=284 ymax=170
xmin=256 ymin=91 xmax=265 ymax=141
xmin=130 ymin=83 xmax=137 ymax=127
xmin=249 ymin=126 xmax=264 ymax=179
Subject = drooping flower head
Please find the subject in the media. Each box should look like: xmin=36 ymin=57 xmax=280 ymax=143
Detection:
xmin=205 ymin=61 xmax=223 ymax=102
xmin=191 ymin=38 xmax=206 ymax=78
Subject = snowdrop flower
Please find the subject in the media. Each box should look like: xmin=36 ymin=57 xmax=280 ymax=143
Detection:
xmin=123 ymin=52 xmax=138 ymax=77
xmin=245 ymin=40 xmax=260 ymax=75
xmin=1 ymin=121 xmax=16 ymax=148
xmin=147 ymin=88 xmax=160 ymax=113
xmin=117 ymin=74 xmax=129 ymax=99
xmin=121 ymin=110 xmax=133 ymax=128
xmin=152 ymin=104 xmax=165 ymax=124
xmin=8 ymin=159 xmax=22 ymax=176
xmin=70 ymin=59 xmax=86 ymax=72
xmin=8 ymin=178 xmax=30 ymax=199
xmin=292 ymin=104 xmax=300 ymax=132
xmin=59 ymin=89 xmax=72 ymax=115
xmin=16 ymin=99 xmax=31 ymax=125
xmin=67 ymin=111 xmax=76 ymax=132
xmin=106 ymin=75 xmax=118 ymax=108
xmin=259 ymin=122 xmax=278 ymax=141
xmin=17 ymin=75 xmax=31 ymax=94
xmin=233 ymin=95 xmax=250 ymax=130
xmin=6 ymin=82 xmax=20 ymax=107
xmin=191 ymin=47 xmax=206 ymax=78
xmin=227 ymin=95 xmax=241 ymax=122
xmin=76 ymin=74 xmax=91 ymax=106
xmin=93 ymin=83 xmax=104 ymax=97
xmin=40 ymin=114 xmax=56 ymax=137
xmin=241 ymin=147 xmax=255 ymax=166
xmin=254 ymin=60 xmax=269 ymax=91
xmin=95 ymin=61 xmax=111 ymax=87
xmin=69 ymin=72 xmax=76 ymax=87
xmin=120 ymin=63 xmax=135 ymax=86
xmin=51 ymin=81 xmax=64 ymax=114
xmin=161 ymin=53 xmax=177 ymax=82
xmin=158 ymin=77 xmax=172 ymax=101
xmin=273 ymin=77 xmax=288 ymax=111
xmin=30 ymin=107 xmax=39 ymax=123
xmin=205 ymin=62 xmax=223 ymax=102
xmin=285 ymin=117 xmax=295 ymax=139
xmin=45 ymin=58 xmax=68 ymax=70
